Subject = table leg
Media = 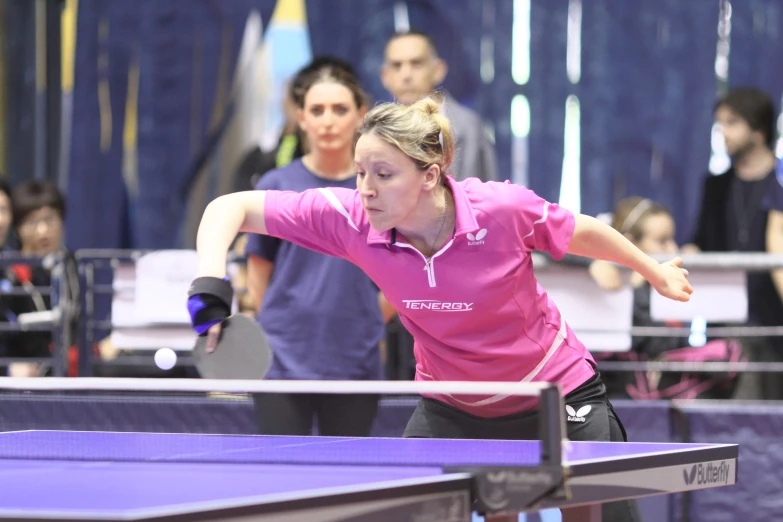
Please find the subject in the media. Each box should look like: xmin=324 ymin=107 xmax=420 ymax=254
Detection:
xmin=561 ymin=504 xmax=602 ymax=522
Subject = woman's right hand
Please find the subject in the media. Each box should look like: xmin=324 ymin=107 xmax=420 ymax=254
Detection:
xmin=205 ymin=322 xmax=223 ymax=353
xmin=188 ymin=276 xmax=234 ymax=353
xmin=588 ymin=260 xmax=623 ymax=291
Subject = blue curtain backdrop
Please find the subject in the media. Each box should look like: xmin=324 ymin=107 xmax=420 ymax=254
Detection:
xmin=578 ymin=0 xmax=720 ymax=243
xmin=64 ymin=0 xmax=277 ymax=251
xmin=60 ymin=0 xmax=783 ymax=249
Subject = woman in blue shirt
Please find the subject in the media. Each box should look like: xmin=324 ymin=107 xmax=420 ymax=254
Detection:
xmin=244 ymin=60 xmax=390 ymax=437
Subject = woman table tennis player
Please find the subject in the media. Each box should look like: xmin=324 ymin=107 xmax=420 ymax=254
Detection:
xmin=187 ymin=95 xmax=691 ymax=522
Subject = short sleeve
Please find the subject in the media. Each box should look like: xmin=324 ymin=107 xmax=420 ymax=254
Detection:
xmin=263 ymin=187 xmax=361 ymax=259
xmin=762 ymin=169 xmax=783 ymax=212
xmin=504 ymin=182 xmax=575 ymax=259
xmin=245 ymin=227 xmax=282 ymax=262
xmin=245 ymin=173 xmax=282 ymax=261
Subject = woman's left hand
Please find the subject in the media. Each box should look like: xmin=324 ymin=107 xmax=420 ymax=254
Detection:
xmin=651 ymin=257 xmax=693 ymax=302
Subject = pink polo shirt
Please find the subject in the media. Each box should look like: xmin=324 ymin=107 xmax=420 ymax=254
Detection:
xmin=263 ymin=177 xmax=597 ymax=418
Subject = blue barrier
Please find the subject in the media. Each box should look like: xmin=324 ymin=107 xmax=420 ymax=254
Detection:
xmin=672 ymin=401 xmax=783 ymax=521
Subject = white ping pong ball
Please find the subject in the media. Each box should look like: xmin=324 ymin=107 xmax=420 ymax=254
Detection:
xmin=154 ymin=348 xmax=177 ymax=370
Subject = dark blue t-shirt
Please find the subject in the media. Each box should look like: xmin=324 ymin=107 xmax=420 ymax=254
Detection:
xmin=245 ymin=159 xmax=385 ymax=380
xmin=720 ymin=167 xmax=783 ymax=327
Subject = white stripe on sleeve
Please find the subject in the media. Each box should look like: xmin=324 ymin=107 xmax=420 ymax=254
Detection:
xmin=317 ymin=188 xmax=360 ymax=232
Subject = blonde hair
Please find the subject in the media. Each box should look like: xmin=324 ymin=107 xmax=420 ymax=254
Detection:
xmin=358 ymin=94 xmax=455 ymax=182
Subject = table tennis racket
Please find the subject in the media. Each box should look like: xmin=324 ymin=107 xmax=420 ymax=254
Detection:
xmin=192 ymin=314 xmax=273 ymax=379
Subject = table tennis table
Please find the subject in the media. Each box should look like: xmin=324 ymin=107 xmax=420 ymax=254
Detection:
xmin=0 ymin=429 xmax=737 ymax=522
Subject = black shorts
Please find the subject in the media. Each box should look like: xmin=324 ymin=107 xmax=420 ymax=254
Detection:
xmin=403 ymin=373 xmax=643 ymax=522
xmin=403 ymin=372 xmax=625 ymax=441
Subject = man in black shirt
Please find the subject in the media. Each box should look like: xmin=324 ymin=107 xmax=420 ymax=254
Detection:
xmin=685 ymin=87 xmax=783 ymax=400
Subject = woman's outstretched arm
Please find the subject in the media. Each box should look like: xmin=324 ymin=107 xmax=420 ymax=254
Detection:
xmin=568 ymin=214 xmax=692 ymax=302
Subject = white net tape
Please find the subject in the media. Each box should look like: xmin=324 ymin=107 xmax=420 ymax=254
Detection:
xmin=0 ymin=377 xmax=553 ymax=396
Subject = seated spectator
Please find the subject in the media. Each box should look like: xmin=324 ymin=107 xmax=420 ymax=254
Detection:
xmin=3 ymin=181 xmax=78 ymax=377
xmin=591 ymin=197 xmax=743 ymax=400
xmin=0 ymin=179 xmax=13 ymax=250
xmin=0 ymin=180 xmax=15 ymax=357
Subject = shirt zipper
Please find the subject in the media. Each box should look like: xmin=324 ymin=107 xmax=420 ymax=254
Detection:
xmin=395 ymin=238 xmax=455 ymax=287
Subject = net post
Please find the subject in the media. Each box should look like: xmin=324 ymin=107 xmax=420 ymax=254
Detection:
xmin=538 ymin=383 xmax=565 ymax=465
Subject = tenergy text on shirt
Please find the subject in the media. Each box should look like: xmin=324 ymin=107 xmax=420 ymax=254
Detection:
xmin=402 ymin=300 xmax=474 ymax=311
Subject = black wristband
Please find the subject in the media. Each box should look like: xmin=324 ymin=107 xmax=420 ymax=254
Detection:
xmin=188 ymin=276 xmax=234 ymax=309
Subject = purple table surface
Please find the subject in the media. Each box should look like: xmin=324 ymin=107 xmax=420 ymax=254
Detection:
xmin=0 ymin=430 xmax=721 ymax=467
xmin=0 ymin=459 xmax=445 ymax=516
xmin=0 ymin=431 xmax=729 ymax=518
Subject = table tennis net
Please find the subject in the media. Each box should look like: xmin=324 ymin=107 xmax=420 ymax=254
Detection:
xmin=0 ymin=387 xmax=546 ymax=468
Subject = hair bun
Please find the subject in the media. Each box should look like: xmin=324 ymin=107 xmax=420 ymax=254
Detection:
xmin=358 ymin=93 xmax=455 ymax=178
xmin=410 ymin=94 xmax=444 ymax=115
